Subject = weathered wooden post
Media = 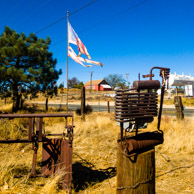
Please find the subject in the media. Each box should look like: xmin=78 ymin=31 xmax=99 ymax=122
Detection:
xmin=81 ymin=87 xmax=85 ymax=120
xmin=107 ymin=101 xmax=110 ymax=113
xmin=98 ymin=100 xmax=100 ymax=112
xmin=117 ymin=146 xmax=155 ymax=193
xmin=174 ymin=96 xmax=184 ymax=120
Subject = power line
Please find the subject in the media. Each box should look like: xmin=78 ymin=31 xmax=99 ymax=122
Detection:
xmin=35 ymin=0 xmax=97 ymax=34
xmin=78 ymin=0 xmax=150 ymax=34
xmin=69 ymin=0 xmax=97 ymax=16
xmin=50 ymin=0 xmax=151 ymax=47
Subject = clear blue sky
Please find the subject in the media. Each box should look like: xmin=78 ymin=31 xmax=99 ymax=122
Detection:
xmin=0 ymin=0 xmax=194 ymax=86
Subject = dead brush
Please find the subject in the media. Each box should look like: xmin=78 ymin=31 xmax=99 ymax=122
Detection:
xmin=73 ymin=112 xmax=118 ymax=169
xmin=0 ymin=103 xmax=12 ymax=113
xmin=160 ymin=116 xmax=194 ymax=154
xmin=0 ymin=112 xmax=193 ymax=193
xmin=0 ymin=119 xmax=28 ymax=140
xmin=146 ymin=115 xmax=194 ymax=154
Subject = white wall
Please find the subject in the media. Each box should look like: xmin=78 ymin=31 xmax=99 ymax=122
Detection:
xmin=185 ymin=85 xmax=194 ymax=97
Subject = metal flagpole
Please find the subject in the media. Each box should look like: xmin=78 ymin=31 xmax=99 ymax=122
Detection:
xmin=66 ymin=11 xmax=69 ymax=111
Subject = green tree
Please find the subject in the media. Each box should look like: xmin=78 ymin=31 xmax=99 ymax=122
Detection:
xmin=59 ymin=82 xmax=64 ymax=89
xmin=68 ymin=77 xmax=79 ymax=88
xmin=104 ymin=74 xmax=127 ymax=90
xmin=37 ymin=68 xmax=61 ymax=111
xmin=0 ymin=26 xmax=61 ymax=112
xmin=0 ymin=81 xmax=11 ymax=105
xmin=74 ymin=81 xmax=84 ymax=89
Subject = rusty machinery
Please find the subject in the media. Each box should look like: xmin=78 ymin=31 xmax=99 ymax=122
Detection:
xmin=0 ymin=113 xmax=74 ymax=191
xmin=115 ymin=67 xmax=170 ymax=157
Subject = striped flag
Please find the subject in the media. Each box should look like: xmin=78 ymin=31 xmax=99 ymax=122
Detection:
xmin=68 ymin=46 xmax=92 ymax=67
xmin=68 ymin=22 xmax=91 ymax=59
xmin=68 ymin=21 xmax=103 ymax=67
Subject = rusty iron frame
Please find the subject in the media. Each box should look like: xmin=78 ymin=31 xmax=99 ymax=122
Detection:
xmin=149 ymin=67 xmax=170 ymax=131
xmin=0 ymin=113 xmax=74 ymax=143
xmin=0 ymin=113 xmax=74 ymax=191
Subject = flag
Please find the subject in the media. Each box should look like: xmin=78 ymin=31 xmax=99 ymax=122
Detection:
xmin=68 ymin=21 xmax=103 ymax=67
xmin=69 ymin=46 xmax=103 ymax=67
xmin=68 ymin=46 xmax=92 ymax=67
xmin=68 ymin=22 xmax=91 ymax=59
xmin=83 ymin=59 xmax=103 ymax=67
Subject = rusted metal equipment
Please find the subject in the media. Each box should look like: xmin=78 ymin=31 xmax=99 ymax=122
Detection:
xmin=0 ymin=113 xmax=74 ymax=192
xmin=117 ymin=132 xmax=163 ymax=157
xmin=42 ymin=138 xmax=72 ymax=191
xmin=115 ymin=91 xmax=158 ymax=123
xmin=116 ymin=67 xmax=170 ymax=193
xmin=115 ymin=67 xmax=170 ymax=156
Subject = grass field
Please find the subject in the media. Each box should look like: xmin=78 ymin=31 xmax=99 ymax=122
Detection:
xmin=0 ymin=106 xmax=193 ymax=193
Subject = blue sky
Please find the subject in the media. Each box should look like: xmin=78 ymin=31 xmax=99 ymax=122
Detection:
xmin=0 ymin=0 xmax=194 ymax=86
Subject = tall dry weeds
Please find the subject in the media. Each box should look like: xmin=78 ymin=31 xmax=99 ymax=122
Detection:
xmin=146 ymin=116 xmax=194 ymax=154
xmin=0 ymin=112 xmax=193 ymax=193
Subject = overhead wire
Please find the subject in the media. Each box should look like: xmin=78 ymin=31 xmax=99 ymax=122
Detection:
xmin=35 ymin=0 xmax=97 ymax=34
xmin=14 ymin=0 xmax=54 ymax=30
xmin=69 ymin=0 xmax=97 ymax=16
xmin=50 ymin=0 xmax=151 ymax=47
xmin=79 ymin=0 xmax=150 ymax=34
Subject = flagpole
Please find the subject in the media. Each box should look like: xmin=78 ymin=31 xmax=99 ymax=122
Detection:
xmin=66 ymin=11 xmax=69 ymax=111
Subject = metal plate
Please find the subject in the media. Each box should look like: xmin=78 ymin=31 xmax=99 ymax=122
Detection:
xmin=42 ymin=139 xmax=72 ymax=191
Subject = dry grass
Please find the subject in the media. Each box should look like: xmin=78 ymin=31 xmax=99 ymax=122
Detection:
xmin=0 ymin=103 xmax=12 ymax=113
xmin=72 ymin=114 xmax=194 ymax=193
xmin=155 ymin=116 xmax=194 ymax=194
xmin=160 ymin=96 xmax=194 ymax=106
xmin=0 ymin=111 xmax=193 ymax=193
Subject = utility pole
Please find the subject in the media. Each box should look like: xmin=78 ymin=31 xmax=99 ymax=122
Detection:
xmin=126 ymin=73 xmax=129 ymax=89
xmin=90 ymin=71 xmax=94 ymax=94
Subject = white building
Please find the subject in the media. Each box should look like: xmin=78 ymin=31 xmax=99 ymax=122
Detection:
xmin=185 ymin=85 xmax=194 ymax=97
xmin=168 ymin=73 xmax=194 ymax=97
xmin=169 ymin=73 xmax=194 ymax=86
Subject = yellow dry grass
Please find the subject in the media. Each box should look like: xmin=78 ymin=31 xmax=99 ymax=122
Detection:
xmin=0 ymin=103 xmax=12 ymax=113
xmin=0 ymin=112 xmax=193 ymax=193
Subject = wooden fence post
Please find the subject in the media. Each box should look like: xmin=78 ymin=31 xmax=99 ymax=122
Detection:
xmin=174 ymin=96 xmax=184 ymax=120
xmin=117 ymin=143 xmax=155 ymax=194
xmin=107 ymin=101 xmax=110 ymax=113
xmin=81 ymin=87 xmax=85 ymax=121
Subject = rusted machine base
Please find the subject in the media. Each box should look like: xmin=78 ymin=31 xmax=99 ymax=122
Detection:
xmin=118 ymin=131 xmax=163 ymax=157
xmin=42 ymin=138 xmax=72 ymax=192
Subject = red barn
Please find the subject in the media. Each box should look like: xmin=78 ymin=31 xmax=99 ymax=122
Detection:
xmin=84 ymin=79 xmax=112 ymax=91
